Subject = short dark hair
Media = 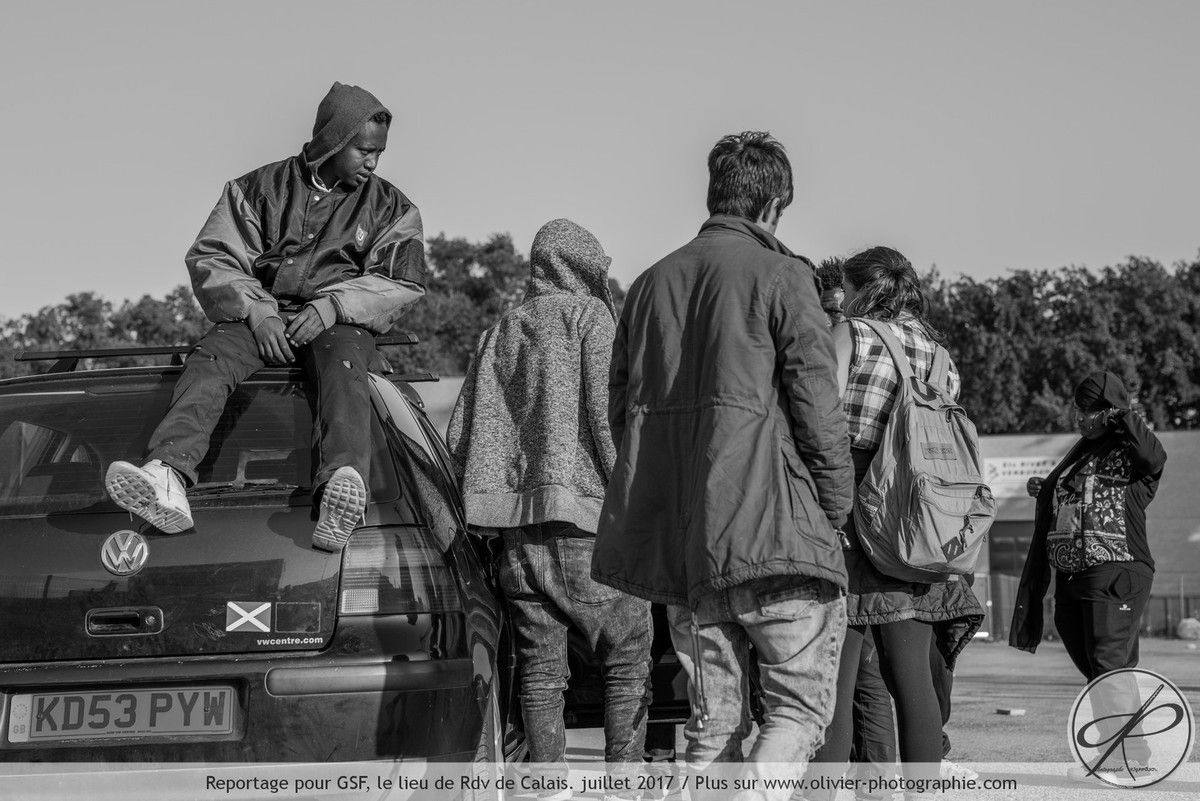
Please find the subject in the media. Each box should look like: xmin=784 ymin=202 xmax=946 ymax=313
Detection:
xmin=815 ymin=257 xmax=845 ymax=293
xmin=706 ymin=131 xmax=794 ymax=219
xmin=370 ymin=110 xmax=392 ymax=127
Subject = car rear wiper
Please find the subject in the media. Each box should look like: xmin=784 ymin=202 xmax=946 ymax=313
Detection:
xmin=188 ymin=480 xmax=302 ymax=497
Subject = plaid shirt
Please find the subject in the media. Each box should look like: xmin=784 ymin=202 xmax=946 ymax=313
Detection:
xmin=844 ymin=316 xmax=960 ymax=450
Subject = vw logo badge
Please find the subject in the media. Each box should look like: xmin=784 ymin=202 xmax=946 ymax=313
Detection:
xmin=101 ymin=530 xmax=149 ymax=576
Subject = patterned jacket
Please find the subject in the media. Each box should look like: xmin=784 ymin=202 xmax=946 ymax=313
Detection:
xmin=186 ymin=155 xmax=426 ymax=335
xmin=1010 ymin=410 xmax=1166 ymax=652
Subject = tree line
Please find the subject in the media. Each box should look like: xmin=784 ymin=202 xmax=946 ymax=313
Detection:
xmin=2 ymin=236 xmax=1196 ymax=435
xmin=923 ymin=255 xmax=1200 ymax=432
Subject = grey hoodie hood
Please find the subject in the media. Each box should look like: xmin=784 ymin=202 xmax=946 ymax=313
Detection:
xmin=526 ymin=219 xmax=616 ymax=319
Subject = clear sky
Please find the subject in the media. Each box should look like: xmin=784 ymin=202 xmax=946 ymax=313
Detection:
xmin=2 ymin=0 xmax=1197 ymax=318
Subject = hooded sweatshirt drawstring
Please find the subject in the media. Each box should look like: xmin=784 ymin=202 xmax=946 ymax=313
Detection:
xmin=690 ymin=615 xmax=710 ymax=729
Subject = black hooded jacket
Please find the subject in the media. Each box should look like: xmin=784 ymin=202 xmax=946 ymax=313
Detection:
xmin=186 ymin=82 xmax=426 ymax=335
xmin=1009 ymin=408 xmax=1167 ymax=653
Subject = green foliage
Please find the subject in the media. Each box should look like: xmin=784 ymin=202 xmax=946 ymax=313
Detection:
xmin=0 ymin=232 xmax=599 ymax=383
xmin=0 ymin=288 xmax=209 ymax=378
xmin=926 ymin=253 xmax=1200 ymax=432
xmin=3 ymin=242 xmax=1196 ymax=435
xmin=382 ymin=232 xmax=530 ymax=374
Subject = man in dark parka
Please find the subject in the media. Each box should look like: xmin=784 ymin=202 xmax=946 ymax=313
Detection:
xmin=593 ymin=131 xmax=853 ymax=795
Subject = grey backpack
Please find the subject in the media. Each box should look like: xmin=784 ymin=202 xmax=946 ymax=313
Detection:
xmin=852 ymin=320 xmax=996 ymax=582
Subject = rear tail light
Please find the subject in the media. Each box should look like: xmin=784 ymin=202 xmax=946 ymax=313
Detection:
xmin=338 ymin=527 xmax=462 ymax=615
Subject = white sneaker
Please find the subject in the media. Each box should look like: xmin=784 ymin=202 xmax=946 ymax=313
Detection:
xmin=940 ymin=760 xmax=978 ymax=781
xmin=313 ymin=466 xmax=367 ymax=552
xmin=105 ymin=460 xmax=194 ymax=533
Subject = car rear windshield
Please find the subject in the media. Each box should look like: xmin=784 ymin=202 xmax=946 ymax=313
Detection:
xmin=0 ymin=376 xmax=398 ymax=518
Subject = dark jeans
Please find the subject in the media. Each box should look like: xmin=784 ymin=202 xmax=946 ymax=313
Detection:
xmin=147 ymin=322 xmax=375 ymax=493
xmin=849 ymin=632 xmax=897 ymax=798
xmin=847 ymin=626 xmax=960 ymax=799
xmin=929 ymin=624 xmax=954 ymax=759
xmin=810 ymin=620 xmax=941 ymax=800
xmin=498 ymin=523 xmax=652 ymax=782
xmin=645 ymin=604 xmax=679 ymax=767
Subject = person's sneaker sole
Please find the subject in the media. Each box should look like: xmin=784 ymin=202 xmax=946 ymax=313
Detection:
xmin=105 ymin=462 xmax=194 ymax=533
xmin=313 ymin=467 xmax=367 ymax=552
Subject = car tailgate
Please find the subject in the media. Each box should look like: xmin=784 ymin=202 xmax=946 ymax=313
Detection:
xmin=0 ymin=505 xmax=351 ymax=662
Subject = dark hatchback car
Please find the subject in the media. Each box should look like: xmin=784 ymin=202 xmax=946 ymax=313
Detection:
xmin=0 ymin=344 xmax=685 ymax=797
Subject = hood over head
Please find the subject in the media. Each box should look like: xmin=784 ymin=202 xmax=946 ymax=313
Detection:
xmin=526 ymin=219 xmax=616 ymax=318
xmin=1074 ymin=370 xmax=1130 ymax=411
xmin=303 ymin=82 xmax=390 ymax=171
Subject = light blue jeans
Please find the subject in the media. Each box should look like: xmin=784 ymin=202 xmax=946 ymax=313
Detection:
xmin=667 ymin=575 xmax=846 ymax=799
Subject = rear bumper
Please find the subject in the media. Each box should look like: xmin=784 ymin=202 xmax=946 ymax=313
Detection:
xmin=264 ymin=659 xmax=473 ymax=695
xmin=0 ymin=649 xmax=484 ymax=762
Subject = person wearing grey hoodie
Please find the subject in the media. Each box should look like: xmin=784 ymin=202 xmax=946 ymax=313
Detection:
xmin=448 ymin=219 xmax=651 ymax=799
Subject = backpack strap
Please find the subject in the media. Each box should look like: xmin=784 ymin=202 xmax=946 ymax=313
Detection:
xmin=928 ymin=344 xmax=952 ymax=390
xmin=859 ymin=319 xmax=914 ymax=381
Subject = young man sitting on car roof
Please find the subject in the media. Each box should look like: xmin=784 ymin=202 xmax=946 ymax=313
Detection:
xmin=105 ymin=81 xmax=425 ymax=551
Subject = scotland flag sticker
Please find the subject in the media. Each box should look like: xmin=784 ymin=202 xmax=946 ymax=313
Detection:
xmin=226 ymin=601 xmax=272 ymax=632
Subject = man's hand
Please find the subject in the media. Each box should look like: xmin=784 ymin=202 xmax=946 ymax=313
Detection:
xmin=1026 ymin=476 xmax=1045 ymax=499
xmin=285 ymin=305 xmax=330 ymax=348
xmin=1104 ymin=407 xmax=1127 ymax=428
xmin=251 ymin=316 xmax=294 ymax=365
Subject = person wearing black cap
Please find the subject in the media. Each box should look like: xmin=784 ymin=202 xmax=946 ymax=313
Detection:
xmin=1010 ymin=371 xmax=1166 ymax=673
xmin=105 ymin=82 xmax=426 ymax=552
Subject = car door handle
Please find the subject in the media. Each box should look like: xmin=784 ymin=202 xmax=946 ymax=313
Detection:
xmin=86 ymin=607 xmax=164 ymax=636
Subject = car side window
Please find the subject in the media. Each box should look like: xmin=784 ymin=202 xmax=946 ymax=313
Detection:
xmin=370 ymin=376 xmax=439 ymax=461
xmin=369 ymin=376 xmax=464 ymax=550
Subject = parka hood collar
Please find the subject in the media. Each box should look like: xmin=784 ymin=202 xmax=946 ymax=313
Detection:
xmin=526 ymin=218 xmax=616 ymax=319
xmin=700 ymin=214 xmax=797 ymax=259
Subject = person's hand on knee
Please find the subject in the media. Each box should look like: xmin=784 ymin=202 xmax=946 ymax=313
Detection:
xmin=286 ymin=303 xmax=334 ymax=348
xmin=252 ymin=316 xmax=295 ymax=364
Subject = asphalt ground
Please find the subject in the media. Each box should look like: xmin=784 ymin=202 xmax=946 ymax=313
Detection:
xmin=1 ymin=640 xmax=1194 ymax=800
xmin=560 ymin=637 xmax=1200 ymax=800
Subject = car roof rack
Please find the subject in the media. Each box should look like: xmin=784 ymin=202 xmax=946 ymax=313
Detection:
xmin=16 ymin=333 xmax=420 ymax=374
xmin=390 ymin=372 xmax=440 ymax=383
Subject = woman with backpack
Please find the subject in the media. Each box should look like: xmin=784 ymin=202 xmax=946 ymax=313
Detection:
xmin=809 ymin=246 xmax=984 ymax=798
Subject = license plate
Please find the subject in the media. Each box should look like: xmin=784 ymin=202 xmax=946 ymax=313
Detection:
xmin=6 ymin=686 xmax=236 ymax=744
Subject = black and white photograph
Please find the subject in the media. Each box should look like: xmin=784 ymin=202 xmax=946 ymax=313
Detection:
xmin=0 ymin=2 xmax=1197 ymax=800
